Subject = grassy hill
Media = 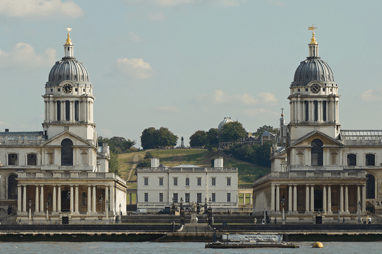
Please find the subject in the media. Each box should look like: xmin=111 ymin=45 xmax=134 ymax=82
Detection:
xmin=117 ymin=149 xmax=270 ymax=189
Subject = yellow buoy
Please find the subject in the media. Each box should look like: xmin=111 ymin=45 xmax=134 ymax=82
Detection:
xmin=312 ymin=242 xmax=324 ymax=248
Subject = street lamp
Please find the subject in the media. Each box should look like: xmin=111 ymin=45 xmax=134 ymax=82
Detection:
xmin=209 ymin=197 xmax=212 ymax=210
xmin=28 ymin=199 xmax=32 ymax=224
xmin=281 ymin=195 xmax=285 ymax=225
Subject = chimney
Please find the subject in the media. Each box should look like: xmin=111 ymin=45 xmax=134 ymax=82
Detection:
xmin=151 ymin=158 xmax=160 ymax=168
xmin=214 ymin=157 xmax=223 ymax=168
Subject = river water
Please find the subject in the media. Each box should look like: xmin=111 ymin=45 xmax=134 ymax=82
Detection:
xmin=0 ymin=242 xmax=381 ymax=254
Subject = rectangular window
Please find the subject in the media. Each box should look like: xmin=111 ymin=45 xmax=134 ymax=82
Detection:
xmin=173 ymin=193 xmax=178 ymax=203
xmin=197 ymin=177 xmax=202 ymax=186
xmin=366 ymin=154 xmax=375 ymax=166
xmin=197 ymin=193 xmax=202 ymax=203
xmin=173 ymin=177 xmax=178 ymax=186
xmin=159 ymin=193 xmax=163 ymax=202
xmin=212 ymin=193 xmax=216 ymax=202
xmin=185 ymin=193 xmax=190 ymax=203
xmin=65 ymin=100 xmax=70 ymax=121
xmin=57 ymin=100 xmax=61 ymax=121
xmin=314 ymin=100 xmax=318 ymax=121
xmin=323 ymin=101 xmax=327 ymax=121
xmin=227 ymin=193 xmax=231 ymax=202
xmin=227 ymin=177 xmax=231 ymax=186
xmin=144 ymin=177 xmax=149 ymax=186
xmin=304 ymin=101 xmax=309 ymax=121
xmin=75 ymin=101 xmax=79 ymax=121
xmin=159 ymin=177 xmax=163 ymax=186
xmin=211 ymin=178 xmax=216 ymax=186
xmin=27 ymin=154 xmax=37 ymax=166
xmin=8 ymin=154 xmax=18 ymax=165
xmin=185 ymin=177 xmax=189 ymax=186
xmin=144 ymin=193 xmax=148 ymax=202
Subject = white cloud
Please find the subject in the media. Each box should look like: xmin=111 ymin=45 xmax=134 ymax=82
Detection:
xmin=195 ymin=90 xmax=277 ymax=106
xmin=124 ymin=0 xmax=246 ymax=7
xmin=267 ymin=0 xmax=283 ymax=7
xmin=148 ymin=12 xmax=167 ymax=21
xmin=361 ymin=88 xmax=382 ymax=102
xmin=157 ymin=105 xmax=181 ymax=112
xmin=116 ymin=58 xmax=154 ymax=79
xmin=0 ymin=0 xmax=83 ymax=19
xmin=0 ymin=43 xmax=56 ymax=68
xmin=127 ymin=32 xmax=145 ymax=43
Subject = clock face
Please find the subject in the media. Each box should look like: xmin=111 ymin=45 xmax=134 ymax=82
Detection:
xmin=310 ymin=84 xmax=320 ymax=94
xmin=63 ymin=84 xmax=73 ymax=94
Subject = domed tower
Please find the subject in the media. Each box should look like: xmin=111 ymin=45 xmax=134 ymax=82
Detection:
xmin=288 ymin=26 xmax=340 ymax=143
xmin=42 ymin=27 xmax=95 ymax=141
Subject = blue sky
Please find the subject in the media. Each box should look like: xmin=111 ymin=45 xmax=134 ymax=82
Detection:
xmin=1 ymin=0 xmax=382 ymax=147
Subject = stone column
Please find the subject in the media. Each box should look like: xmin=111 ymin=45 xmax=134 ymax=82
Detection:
xmin=105 ymin=185 xmax=109 ymax=213
xmin=288 ymin=185 xmax=292 ymax=212
xmin=305 ymin=185 xmax=310 ymax=212
xmin=293 ymin=185 xmax=297 ymax=212
xmin=70 ymin=185 xmax=74 ymax=213
xmin=310 ymin=185 xmax=314 ymax=212
xmin=110 ymin=185 xmax=115 ymax=214
xmin=362 ymin=184 xmax=366 ymax=212
xmin=323 ymin=185 xmax=327 ymax=213
xmin=328 ymin=185 xmax=332 ymax=214
xmin=92 ymin=185 xmax=96 ymax=213
xmin=57 ymin=185 xmax=61 ymax=213
xmin=271 ymin=184 xmax=275 ymax=211
xmin=87 ymin=185 xmax=92 ymax=213
xmin=53 ymin=186 xmax=57 ymax=212
xmin=35 ymin=185 xmax=39 ymax=213
xmin=23 ymin=185 xmax=27 ymax=213
xmin=40 ymin=185 xmax=44 ymax=213
xmin=276 ymin=185 xmax=280 ymax=212
xmin=345 ymin=185 xmax=349 ymax=213
xmin=340 ymin=185 xmax=344 ymax=212
xmin=17 ymin=185 xmax=22 ymax=212
xmin=75 ymin=185 xmax=79 ymax=213
xmin=357 ymin=185 xmax=361 ymax=213
xmin=250 ymin=193 xmax=253 ymax=205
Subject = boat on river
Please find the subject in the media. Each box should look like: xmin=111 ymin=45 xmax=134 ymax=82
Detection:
xmin=205 ymin=234 xmax=299 ymax=249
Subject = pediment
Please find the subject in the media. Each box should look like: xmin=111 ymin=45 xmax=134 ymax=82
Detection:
xmin=40 ymin=130 xmax=94 ymax=147
xmin=291 ymin=130 xmax=344 ymax=148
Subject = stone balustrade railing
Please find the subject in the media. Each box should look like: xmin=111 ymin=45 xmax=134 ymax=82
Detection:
xmin=17 ymin=171 xmax=123 ymax=181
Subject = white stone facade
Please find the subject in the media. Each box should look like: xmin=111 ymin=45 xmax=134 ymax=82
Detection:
xmin=137 ymin=158 xmax=238 ymax=212
xmin=0 ymin=30 xmax=127 ymax=224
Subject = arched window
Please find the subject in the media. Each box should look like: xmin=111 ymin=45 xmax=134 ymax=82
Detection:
xmin=8 ymin=174 xmax=17 ymax=199
xmin=61 ymin=139 xmax=73 ymax=166
xmin=314 ymin=100 xmax=318 ymax=121
xmin=347 ymin=154 xmax=356 ymax=166
xmin=366 ymin=174 xmax=375 ymax=199
xmin=311 ymin=139 xmax=323 ymax=166
xmin=323 ymin=101 xmax=327 ymax=121
xmin=366 ymin=154 xmax=375 ymax=166
xmin=305 ymin=101 xmax=309 ymax=121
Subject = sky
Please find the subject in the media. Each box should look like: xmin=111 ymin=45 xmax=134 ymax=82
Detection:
xmin=1 ymin=0 xmax=382 ymax=148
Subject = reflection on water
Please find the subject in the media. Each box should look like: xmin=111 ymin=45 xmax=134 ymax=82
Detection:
xmin=0 ymin=241 xmax=382 ymax=254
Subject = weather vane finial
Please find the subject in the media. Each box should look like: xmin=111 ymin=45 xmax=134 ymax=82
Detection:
xmin=65 ymin=25 xmax=72 ymax=45
xmin=281 ymin=107 xmax=284 ymax=117
xmin=308 ymin=24 xmax=318 ymax=44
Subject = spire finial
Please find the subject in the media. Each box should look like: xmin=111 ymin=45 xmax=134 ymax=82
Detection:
xmin=281 ymin=107 xmax=284 ymax=118
xmin=308 ymin=24 xmax=318 ymax=44
xmin=65 ymin=25 xmax=72 ymax=45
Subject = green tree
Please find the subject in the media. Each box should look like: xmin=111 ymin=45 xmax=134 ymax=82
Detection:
xmin=137 ymin=160 xmax=151 ymax=168
xmin=254 ymin=125 xmax=278 ymax=136
xmin=206 ymin=128 xmax=219 ymax=147
xmin=219 ymin=122 xmax=247 ymax=142
xmin=141 ymin=127 xmax=159 ymax=149
xmin=157 ymin=127 xmax=178 ymax=147
xmin=98 ymin=136 xmax=136 ymax=154
xmin=189 ymin=130 xmax=207 ymax=147
xmin=109 ymin=151 xmax=120 ymax=174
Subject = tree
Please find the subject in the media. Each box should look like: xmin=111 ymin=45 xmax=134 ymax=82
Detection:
xmin=98 ymin=136 xmax=136 ymax=154
xmin=206 ymin=128 xmax=219 ymax=147
xmin=109 ymin=151 xmax=120 ymax=174
xmin=254 ymin=125 xmax=278 ymax=136
xmin=141 ymin=127 xmax=159 ymax=149
xmin=189 ymin=130 xmax=207 ymax=147
xmin=219 ymin=121 xmax=247 ymax=142
xmin=157 ymin=127 xmax=178 ymax=147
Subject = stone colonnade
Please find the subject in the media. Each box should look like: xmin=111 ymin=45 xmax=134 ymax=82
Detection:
xmin=17 ymin=183 xmax=115 ymax=215
xmin=270 ymin=183 xmax=366 ymax=214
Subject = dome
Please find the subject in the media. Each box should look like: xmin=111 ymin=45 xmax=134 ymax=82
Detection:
xmin=218 ymin=117 xmax=233 ymax=132
xmin=48 ymin=57 xmax=89 ymax=84
xmin=291 ymin=57 xmax=334 ymax=87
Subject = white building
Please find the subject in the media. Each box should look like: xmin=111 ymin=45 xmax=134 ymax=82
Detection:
xmin=137 ymin=158 xmax=238 ymax=212
xmin=0 ymin=28 xmax=127 ymax=224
